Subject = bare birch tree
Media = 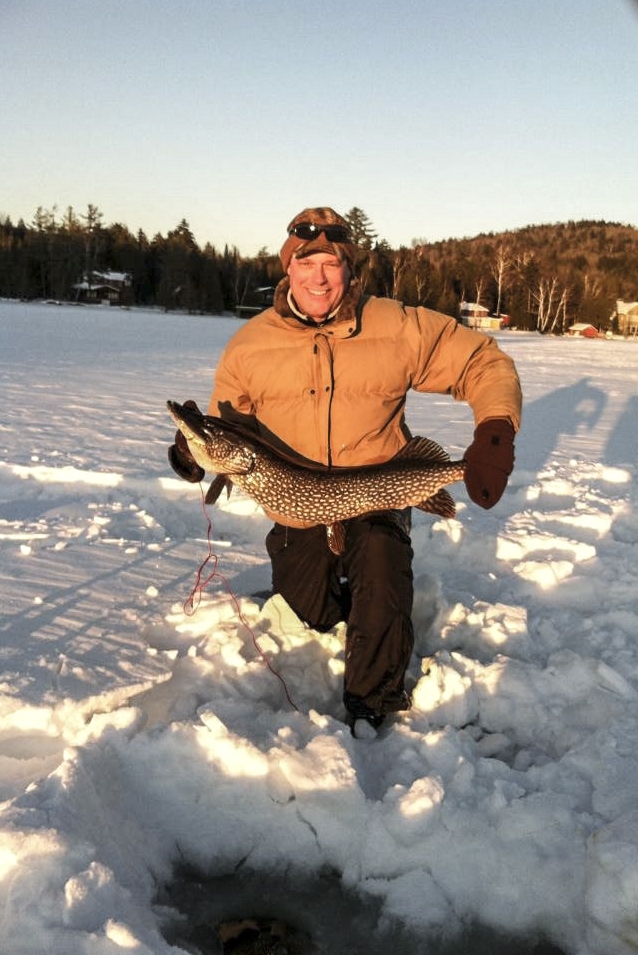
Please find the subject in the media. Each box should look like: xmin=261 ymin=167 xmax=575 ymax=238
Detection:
xmin=491 ymin=245 xmax=511 ymax=317
xmin=532 ymin=276 xmax=569 ymax=334
xmin=392 ymin=249 xmax=410 ymax=299
xmin=413 ymin=247 xmax=431 ymax=304
xmin=474 ymin=275 xmax=485 ymax=307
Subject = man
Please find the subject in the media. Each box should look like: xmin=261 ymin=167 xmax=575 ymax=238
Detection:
xmin=170 ymin=207 xmax=522 ymax=737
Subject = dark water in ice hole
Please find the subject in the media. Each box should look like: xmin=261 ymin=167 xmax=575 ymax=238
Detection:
xmin=154 ymin=865 xmax=568 ymax=955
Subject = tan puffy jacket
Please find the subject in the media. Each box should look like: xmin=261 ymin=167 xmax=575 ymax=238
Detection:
xmin=208 ymin=284 xmax=522 ymax=470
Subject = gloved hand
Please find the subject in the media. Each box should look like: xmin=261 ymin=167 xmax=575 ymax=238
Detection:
xmin=463 ymin=418 xmax=515 ymax=509
xmin=168 ymin=400 xmax=205 ymax=483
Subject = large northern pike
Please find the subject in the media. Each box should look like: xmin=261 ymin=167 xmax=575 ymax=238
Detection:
xmin=167 ymin=400 xmax=466 ymax=554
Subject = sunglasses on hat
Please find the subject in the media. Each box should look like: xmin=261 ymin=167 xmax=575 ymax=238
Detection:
xmin=289 ymin=222 xmax=352 ymax=242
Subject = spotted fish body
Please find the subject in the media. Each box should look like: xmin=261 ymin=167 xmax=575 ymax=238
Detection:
xmin=167 ymin=400 xmax=466 ymax=553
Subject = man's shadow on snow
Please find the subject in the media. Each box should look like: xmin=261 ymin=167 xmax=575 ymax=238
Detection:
xmin=605 ymin=393 xmax=638 ymax=468
xmin=412 ymin=377 xmax=608 ymax=658
xmin=514 ymin=376 xmax=606 ymax=473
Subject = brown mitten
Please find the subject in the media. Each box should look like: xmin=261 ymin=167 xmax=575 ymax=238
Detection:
xmin=463 ymin=418 xmax=515 ymax=509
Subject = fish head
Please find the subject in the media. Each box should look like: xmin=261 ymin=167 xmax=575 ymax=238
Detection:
xmin=167 ymin=401 xmax=254 ymax=475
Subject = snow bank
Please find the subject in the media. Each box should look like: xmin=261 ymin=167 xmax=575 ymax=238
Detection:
xmin=1 ymin=301 xmax=637 ymax=954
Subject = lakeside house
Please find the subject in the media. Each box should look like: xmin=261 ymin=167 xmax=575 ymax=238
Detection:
xmin=613 ymin=300 xmax=638 ymax=337
xmin=459 ymin=301 xmax=510 ymax=331
xmin=567 ymin=323 xmax=599 ymax=338
xmin=235 ymin=285 xmax=275 ymax=318
xmin=72 ymin=271 xmax=132 ymax=306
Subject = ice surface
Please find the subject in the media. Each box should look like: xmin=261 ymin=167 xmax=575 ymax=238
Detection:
xmin=0 ymin=300 xmax=637 ymax=954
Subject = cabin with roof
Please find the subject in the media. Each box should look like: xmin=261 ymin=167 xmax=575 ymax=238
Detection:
xmin=613 ymin=300 xmax=638 ymax=337
xmin=459 ymin=302 xmax=507 ymax=331
xmin=567 ymin=323 xmax=599 ymax=338
xmin=72 ymin=271 xmax=132 ymax=306
xmin=235 ymin=285 xmax=275 ymax=318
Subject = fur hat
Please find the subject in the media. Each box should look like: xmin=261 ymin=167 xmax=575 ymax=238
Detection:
xmin=280 ymin=207 xmax=357 ymax=272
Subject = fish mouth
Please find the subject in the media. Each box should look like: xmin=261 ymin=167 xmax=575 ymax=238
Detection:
xmin=167 ymin=399 xmax=187 ymax=418
xmin=167 ymin=399 xmax=184 ymax=422
xmin=167 ymin=400 xmax=204 ymax=444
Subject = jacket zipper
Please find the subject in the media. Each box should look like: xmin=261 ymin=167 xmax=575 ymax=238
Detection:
xmin=314 ymin=336 xmax=335 ymax=467
xmin=326 ymin=348 xmax=335 ymax=468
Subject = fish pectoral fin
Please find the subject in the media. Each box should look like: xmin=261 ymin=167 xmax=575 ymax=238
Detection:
xmin=205 ymin=474 xmax=233 ymax=505
xmin=326 ymin=522 xmax=346 ymax=555
xmin=415 ymin=489 xmax=456 ymax=519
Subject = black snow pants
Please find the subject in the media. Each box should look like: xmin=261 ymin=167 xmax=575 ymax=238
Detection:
xmin=265 ymin=510 xmax=414 ymax=717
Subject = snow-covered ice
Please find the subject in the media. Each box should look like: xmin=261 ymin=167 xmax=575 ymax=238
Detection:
xmin=0 ymin=300 xmax=637 ymax=954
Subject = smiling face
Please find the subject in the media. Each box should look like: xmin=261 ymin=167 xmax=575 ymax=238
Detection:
xmin=287 ymin=251 xmax=350 ymax=321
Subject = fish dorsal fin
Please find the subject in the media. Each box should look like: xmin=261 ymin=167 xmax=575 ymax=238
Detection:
xmin=414 ymin=489 xmax=456 ymax=519
xmin=204 ymin=414 xmax=332 ymax=472
xmin=326 ymin=522 xmax=346 ymax=555
xmin=205 ymin=474 xmax=233 ymax=506
xmin=395 ymin=436 xmax=451 ymax=464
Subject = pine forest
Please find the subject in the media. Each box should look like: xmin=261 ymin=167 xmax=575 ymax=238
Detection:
xmin=1 ymin=205 xmax=637 ymax=334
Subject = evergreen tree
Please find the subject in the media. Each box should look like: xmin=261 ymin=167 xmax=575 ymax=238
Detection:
xmin=345 ymin=207 xmax=378 ymax=249
xmin=0 ymin=208 xmax=636 ymax=329
xmin=80 ymin=203 xmax=104 ymax=277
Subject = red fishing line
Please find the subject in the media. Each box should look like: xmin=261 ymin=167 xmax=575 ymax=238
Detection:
xmin=184 ymin=485 xmax=298 ymax=711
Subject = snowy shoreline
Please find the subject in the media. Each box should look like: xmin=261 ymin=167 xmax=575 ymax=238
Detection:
xmin=1 ymin=300 xmax=637 ymax=954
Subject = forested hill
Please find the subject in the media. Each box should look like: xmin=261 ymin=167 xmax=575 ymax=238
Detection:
xmin=381 ymin=219 xmax=638 ymax=332
xmin=1 ymin=208 xmax=636 ymax=332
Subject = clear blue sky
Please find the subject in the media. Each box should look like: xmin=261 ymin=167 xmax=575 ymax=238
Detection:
xmin=2 ymin=0 xmax=637 ymax=256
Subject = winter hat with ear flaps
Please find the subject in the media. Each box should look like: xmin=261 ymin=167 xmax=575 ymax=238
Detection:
xmin=280 ymin=207 xmax=357 ymax=272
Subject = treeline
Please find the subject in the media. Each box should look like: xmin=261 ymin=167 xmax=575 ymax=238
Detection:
xmin=1 ymin=204 xmax=637 ymax=331
xmin=393 ymin=220 xmax=638 ymax=333
xmin=0 ymin=206 xmax=260 ymax=315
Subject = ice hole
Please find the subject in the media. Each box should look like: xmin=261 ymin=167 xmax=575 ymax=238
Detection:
xmin=154 ymin=863 xmax=568 ymax=955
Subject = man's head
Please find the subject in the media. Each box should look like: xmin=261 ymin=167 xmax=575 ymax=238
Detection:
xmin=280 ymin=207 xmax=356 ymax=320
xmin=280 ymin=207 xmax=356 ymax=272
